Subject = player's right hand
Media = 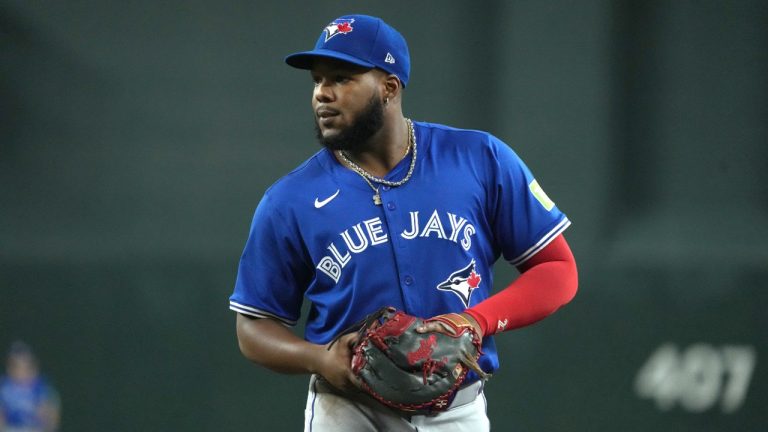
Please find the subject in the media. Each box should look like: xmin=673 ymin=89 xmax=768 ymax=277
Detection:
xmin=317 ymin=332 xmax=362 ymax=393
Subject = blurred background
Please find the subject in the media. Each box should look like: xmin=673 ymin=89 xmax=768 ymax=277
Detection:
xmin=1 ymin=0 xmax=766 ymax=430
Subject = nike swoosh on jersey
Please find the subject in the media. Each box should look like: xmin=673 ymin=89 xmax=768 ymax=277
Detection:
xmin=314 ymin=189 xmax=340 ymax=208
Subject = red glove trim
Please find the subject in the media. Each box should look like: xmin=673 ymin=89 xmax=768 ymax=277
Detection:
xmin=464 ymin=234 xmax=578 ymax=336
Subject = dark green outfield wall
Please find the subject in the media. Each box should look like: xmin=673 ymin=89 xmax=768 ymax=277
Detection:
xmin=2 ymin=1 xmax=766 ymax=430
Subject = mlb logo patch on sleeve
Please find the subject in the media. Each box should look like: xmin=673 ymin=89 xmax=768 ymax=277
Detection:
xmin=529 ymin=179 xmax=555 ymax=211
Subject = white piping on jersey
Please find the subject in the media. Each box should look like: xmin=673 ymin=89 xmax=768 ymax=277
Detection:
xmin=509 ymin=217 xmax=571 ymax=267
xmin=229 ymin=301 xmax=297 ymax=327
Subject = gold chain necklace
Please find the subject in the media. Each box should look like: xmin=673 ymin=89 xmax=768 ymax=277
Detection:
xmin=339 ymin=118 xmax=417 ymax=205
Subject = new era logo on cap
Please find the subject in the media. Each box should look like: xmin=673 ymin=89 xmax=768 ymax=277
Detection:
xmin=385 ymin=53 xmax=395 ymax=64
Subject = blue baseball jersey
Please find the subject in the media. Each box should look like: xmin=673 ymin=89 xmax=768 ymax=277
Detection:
xmin=230 ymin=121 xmax=570 ymax=374
xmin=0 ymin=375 xmax=55 ymax=428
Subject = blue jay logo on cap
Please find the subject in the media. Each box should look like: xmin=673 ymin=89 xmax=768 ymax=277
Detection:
xmin=324 ymin=18 xmax=354 ymax=42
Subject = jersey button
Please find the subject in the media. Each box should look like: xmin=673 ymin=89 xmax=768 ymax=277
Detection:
xmin=387 ymin=202 xmax=396 ymax=210
xmin=381 ymin=185 xmax=391 ymax=191
xmin=404 ymin=275 xmax=413 ymax=285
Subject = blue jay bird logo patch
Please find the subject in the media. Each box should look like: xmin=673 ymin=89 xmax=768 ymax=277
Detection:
xmin=436 ymin=260 xmax=482 ymax=307
xmin=324 ymin=19 xmax=354 ymax=42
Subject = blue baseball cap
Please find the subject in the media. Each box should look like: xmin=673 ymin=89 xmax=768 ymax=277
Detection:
xmin=285 ymin=15 xmax=411 ymax=87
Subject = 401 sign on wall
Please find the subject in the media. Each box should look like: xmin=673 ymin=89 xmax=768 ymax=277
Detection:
xmin=634 ymin=343 xmax=757 ymax=413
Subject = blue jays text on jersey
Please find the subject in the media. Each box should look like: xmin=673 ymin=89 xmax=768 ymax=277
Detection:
xmin=230 ymin=121 xmax=571 ymax=375
xmin=315 ymin=209 xmax=478 ymax=284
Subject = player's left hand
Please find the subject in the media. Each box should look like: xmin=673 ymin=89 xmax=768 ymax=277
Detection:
xmin=416 ymin=312 xmax=484 ymax=339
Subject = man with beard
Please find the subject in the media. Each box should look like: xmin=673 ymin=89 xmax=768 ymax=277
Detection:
xmin=229 ymin=14 xmax=578 ymax=431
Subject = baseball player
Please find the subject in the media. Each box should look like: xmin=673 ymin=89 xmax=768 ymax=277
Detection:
xmin=230 ymin=14 xmax=578 ymax=431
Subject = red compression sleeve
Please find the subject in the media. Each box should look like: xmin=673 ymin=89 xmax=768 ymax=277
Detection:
xmin=464 ymin=234 xmax=578 ymax=336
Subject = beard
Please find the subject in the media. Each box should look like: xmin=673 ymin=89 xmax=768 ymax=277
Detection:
xmin=314 ymin=94 xmax=384 ymax=152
